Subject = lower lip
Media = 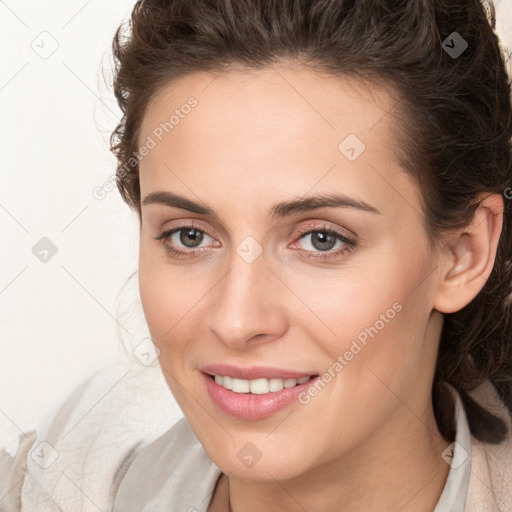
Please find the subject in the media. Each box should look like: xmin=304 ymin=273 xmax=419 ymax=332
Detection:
xmin=202 ymin=372 xmax=319 ymax=420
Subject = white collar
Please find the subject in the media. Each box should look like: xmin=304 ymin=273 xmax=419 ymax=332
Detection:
xmin=433 ymin=387 xmax=472 ymax=511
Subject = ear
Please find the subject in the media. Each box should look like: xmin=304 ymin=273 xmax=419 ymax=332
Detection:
xmin=433 ymin=193 xmax=504 ymax=314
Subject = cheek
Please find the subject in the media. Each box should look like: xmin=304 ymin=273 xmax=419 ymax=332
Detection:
xmin=138 ymin=240 xmax=219 ymax=375
xmin=279 ymin=264 xmax=405 ymax=348
xmin=138 ymin=244 xmax=191 ymax=349
xmin=138 ymin=252 xmax=199 ymax=407
xmin=286 ymin=244 xmax=434 ymax=378
xmin=324 ymin=268 xmax=435 ymax=414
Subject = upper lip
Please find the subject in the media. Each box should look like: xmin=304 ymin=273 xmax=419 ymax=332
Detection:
xmin=200 ymin=364 xmax=317 ymax=380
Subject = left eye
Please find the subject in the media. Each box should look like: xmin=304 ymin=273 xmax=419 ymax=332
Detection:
xmin=297 ymin=230 xmax=348 ymax=252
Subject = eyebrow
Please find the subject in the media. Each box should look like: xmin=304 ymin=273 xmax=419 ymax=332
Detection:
xmin=142 ymin=191 xmax=381 ymax=218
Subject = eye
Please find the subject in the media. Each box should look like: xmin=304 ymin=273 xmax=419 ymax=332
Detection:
xmin=155 ymin=222 xmax=217 ymax=258
xmin=292 ymin=224 xmax=356 ymax=262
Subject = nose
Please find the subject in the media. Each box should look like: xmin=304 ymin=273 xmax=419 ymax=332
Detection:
xmin=207 ymin=244 xmax=288 ymax=350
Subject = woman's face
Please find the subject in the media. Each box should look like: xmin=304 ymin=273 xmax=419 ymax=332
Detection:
xmin=137 ymin=64 xmax=446 ymax=481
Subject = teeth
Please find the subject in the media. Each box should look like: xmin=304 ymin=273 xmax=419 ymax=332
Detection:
xmin=223 ymin=376 xmax=233 ymax=390
xmin=213 ymin=375 xmax=313 ymax=394
xmin=269 ymin=378 xmax=284 ymax=392
xmin=249 ymin=378 xmax=269 ymax=394
xmin=231 ymin=378 xmax=250 ymax=393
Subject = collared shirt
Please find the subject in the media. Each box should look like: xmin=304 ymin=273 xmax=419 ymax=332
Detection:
xmin=113 ymin=388 xmax=472 ymax=511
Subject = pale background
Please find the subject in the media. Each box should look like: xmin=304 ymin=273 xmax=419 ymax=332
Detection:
xmin=1 ymin=0 xmax=511 ymax=453
xmin=0 ymin=0 xmax=145 ymax=453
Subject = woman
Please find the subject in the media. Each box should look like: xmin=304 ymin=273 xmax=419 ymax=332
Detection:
xmin=107 ymin=0 xmax=512 ymax=509
xmin=2 ymin=0 xmax=511 ymax=510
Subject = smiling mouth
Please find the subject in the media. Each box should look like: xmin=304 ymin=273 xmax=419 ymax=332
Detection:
xmin=208 ymin=374 xmax=319 ymax=394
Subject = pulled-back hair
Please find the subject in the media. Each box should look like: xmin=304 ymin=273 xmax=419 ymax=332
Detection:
xmin=109 ymin=0 xmax=512 ymax=444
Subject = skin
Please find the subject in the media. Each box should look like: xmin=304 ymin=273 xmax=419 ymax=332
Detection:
xmin=136 ymin=62 xmax=503 ymax=511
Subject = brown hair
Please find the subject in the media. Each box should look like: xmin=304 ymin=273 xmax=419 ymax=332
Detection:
xmin=109 ymin=0 xmax=512 ymax=444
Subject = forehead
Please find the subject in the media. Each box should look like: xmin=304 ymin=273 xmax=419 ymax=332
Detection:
xmin=139 ymin=64 xmax=398 ymax=152
xmin=138 ymin=64 xmax=417 ymax=220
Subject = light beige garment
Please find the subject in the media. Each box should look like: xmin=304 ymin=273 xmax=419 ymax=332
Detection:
xmin=0 ymin=358 xmax=182 ymax=512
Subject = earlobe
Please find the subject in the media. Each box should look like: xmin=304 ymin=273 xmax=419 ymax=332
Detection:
xmin=434 ymin=193 xmax=504 ymax=314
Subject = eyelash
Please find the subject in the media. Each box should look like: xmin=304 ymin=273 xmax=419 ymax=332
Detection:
xmin=154 ymin=221 xmax=357 ymax=262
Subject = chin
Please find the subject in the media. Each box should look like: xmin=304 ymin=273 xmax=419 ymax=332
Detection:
xmin=200 ymin=437 xmax=317 ymax=482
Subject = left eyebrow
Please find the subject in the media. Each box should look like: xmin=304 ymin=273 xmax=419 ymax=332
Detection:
xmin=141 ymin=191 xmax=382 ymax=217
xmin=269 ymin=193 xmax=381 ymax=218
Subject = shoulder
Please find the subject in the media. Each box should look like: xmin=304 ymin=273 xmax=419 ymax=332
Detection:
xmin=113 ymin=416 xmax=221 ymax=512
xmin=465 ymin=379 xmax=512 ymax=511
xmin=0 ymin=430 xmax=37 ymax=511
xmin=5 ymin=358 xmax=181 ymax=512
